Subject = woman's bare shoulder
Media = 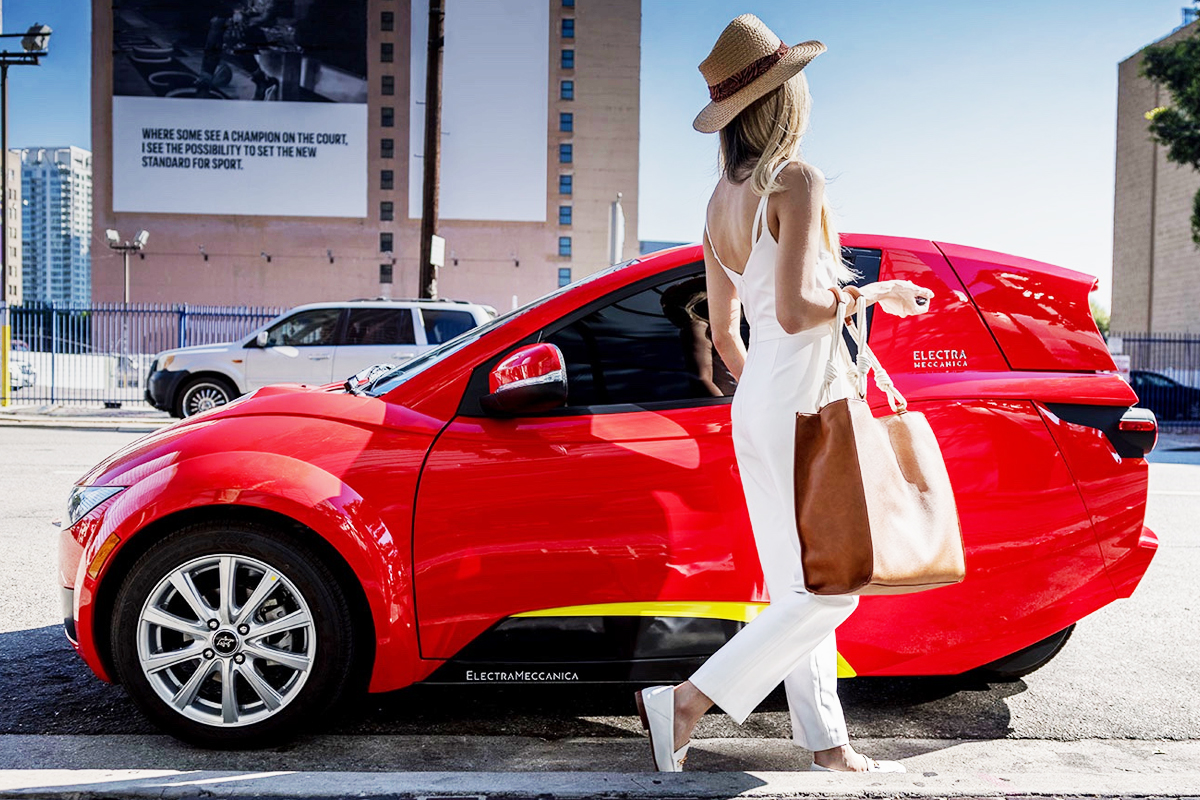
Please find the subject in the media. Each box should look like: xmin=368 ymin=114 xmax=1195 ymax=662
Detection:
xmin=777 ymin=160 xmax=825 ymax=191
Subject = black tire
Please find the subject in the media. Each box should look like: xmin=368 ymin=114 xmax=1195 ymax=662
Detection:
xmin=977 ymin=624 xmax=1074 ymax=681
xmin=111 ymin=521 xmax=358 ymax=748
xmin=176 ymin=376 xmax=237 ymax=418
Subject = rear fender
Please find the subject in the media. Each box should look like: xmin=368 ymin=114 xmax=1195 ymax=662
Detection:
xmin=77 ymin=451 xmax=419 ymax=692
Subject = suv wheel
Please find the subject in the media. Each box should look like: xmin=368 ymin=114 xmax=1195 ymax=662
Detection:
xmin=111 ymin=522 xmax=359 ymax=747
xmin=177 ymin=376 xmax=236 ymax=418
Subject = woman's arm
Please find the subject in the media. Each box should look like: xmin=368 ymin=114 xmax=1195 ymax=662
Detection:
xmin=772 ymin=163 xmax=845 ymax=335
xmin=702 ymin=230 xmax=746 ymax=382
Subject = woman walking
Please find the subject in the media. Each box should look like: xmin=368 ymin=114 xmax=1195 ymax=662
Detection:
xmin=635 ymin=14 xmax=934 ymax=774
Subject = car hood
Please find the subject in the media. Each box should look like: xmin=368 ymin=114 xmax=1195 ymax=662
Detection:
xmin=155 ymin=341 xmax=240 ymax=361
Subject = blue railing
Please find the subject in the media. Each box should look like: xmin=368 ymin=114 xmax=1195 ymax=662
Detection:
xmin=4 ymin=302 xmax=284 ymax=408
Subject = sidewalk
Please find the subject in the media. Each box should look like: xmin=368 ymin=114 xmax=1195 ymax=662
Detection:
xmin=0 ymin=404 xmax=172 ymax=432
xmin=1 ymin=736 xmax=1199 ymax=798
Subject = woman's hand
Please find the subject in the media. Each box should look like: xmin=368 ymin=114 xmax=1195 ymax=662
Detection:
xmin=854 ymin=280 xmax=934 ymax=317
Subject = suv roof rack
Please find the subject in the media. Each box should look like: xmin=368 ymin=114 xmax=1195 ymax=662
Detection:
xmin=346 ymin=297 xmax=475 ymax=304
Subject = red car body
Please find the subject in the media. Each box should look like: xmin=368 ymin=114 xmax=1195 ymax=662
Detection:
xmin=60 ymin=235 xmax=1158 ymax=708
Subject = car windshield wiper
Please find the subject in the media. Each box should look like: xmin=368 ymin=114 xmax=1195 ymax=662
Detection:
xmin=345 ymin=363 xmax=397 ymax=396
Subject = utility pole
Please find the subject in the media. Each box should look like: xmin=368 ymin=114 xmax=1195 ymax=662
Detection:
xmin=418 ymin=1 xmax=444 ymax=300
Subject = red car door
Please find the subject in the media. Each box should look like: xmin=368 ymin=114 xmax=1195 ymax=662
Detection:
xmin=412 ymin=268 xmax=766 ymax=661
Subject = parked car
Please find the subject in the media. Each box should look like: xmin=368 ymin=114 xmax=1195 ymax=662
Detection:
xmin=145 ymin=299 xmax=496 ymax=417
xmin=60 ymin=236 xmax=1158 ymax=747
xmin=7 ymin=339 xmax=36 ymax=391
xmin=1128 ymin=369 xmax=1200 ymax=421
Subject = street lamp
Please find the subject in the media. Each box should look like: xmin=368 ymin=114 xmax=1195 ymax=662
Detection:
xmin=105 ymin=228 xmax=149 ymax=304
xmin=0 ymin=23 xmax=51 ymax=407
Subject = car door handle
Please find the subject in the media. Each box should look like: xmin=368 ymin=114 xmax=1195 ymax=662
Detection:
xmin=390 ymin=353 xmax=413 ymax=359
xmin=308 ymin=354 xmax=331 ymax=361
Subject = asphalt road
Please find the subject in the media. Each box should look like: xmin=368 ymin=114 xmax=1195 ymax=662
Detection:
xmin=1 ymin=426 xmax=1197 ymax=752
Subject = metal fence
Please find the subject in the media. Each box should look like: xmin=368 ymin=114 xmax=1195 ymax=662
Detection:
xmin=1110 ymin=331 xmax=1200 ymax=431
xmin=4 ymin=302 xmax=284 ymax=408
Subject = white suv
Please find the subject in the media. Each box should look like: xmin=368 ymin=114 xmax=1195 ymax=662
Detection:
xmin=147 ymin=299 xmax=496 ymax=417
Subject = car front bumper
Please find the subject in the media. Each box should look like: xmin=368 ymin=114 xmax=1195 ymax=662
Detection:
xmin=146 ymin=368 xmax=191 ymax=412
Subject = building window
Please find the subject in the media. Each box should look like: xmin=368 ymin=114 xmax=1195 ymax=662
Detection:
xmin=558 ymin=236 xmax=572 ymax=257
xmin=559 ymin=143 xmax=573 ymax=164
xmin=381 ymin=138 xmax=394 ymax=158
xmin=380 ymin=201 xmax=394 ymax=221
xmin=381 ymin=11 xmax=394 ymax=31
xmin=562 ymin=18 xmax=574 ymax=38
xmin=381 ymin=43 xmax=394 ymax=62
xmin=382 ymin=75 xmax=395 ymax=95
xmin=561 ymin=80 xmax=574 ymax=100
xmin=380 ymin=263 xmax=394 ymax=284
xmin=558 ymin=267 xmax=572 ymax=286
xmin=563 ymin=0 xmax=575 ymax=6
xmin=559 ymin=205 xmax=572 ymax=225
xmin=559 ymin=174 xmax=572 ymax=194
xmin=381 ymin=107 xmax=394 ymax=127
xmin=380 ymin=232 xmax=394 ymax=253
xmin=560 ymin=112 xmax=573 ymax=132
xmin=561 ymin=49 xmax=574 ymax=69
xmin=381 ymin=170 xmax=394 ymax=190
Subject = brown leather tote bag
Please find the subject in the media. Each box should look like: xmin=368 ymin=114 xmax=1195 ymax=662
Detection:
xmin=794 ymin=293 xmax=965 ymax=595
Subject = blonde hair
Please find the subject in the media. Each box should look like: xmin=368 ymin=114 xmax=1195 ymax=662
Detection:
xmin=718 ymin=72 xmax=858 ymax=285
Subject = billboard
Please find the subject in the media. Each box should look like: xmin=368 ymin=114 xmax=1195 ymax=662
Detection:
xmin=112 ymin=0 xmax=368 ymax=217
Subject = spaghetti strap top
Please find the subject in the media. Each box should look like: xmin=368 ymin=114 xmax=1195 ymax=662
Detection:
xmin=705 ymin=162 xmax=839 ymax=342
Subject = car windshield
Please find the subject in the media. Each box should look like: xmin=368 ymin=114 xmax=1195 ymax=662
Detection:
xmin=364 ymin=259 xmax=639 ymax=397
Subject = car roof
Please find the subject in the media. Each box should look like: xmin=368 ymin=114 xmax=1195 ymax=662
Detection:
xmin=287 ymin=299 xmax=490 ymax=312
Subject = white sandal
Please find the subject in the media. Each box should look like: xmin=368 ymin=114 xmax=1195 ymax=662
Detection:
xmin=811 ymin=755 xmax=906 ymax=773
xmin=635 ymin=686 xmax=690 ymax=772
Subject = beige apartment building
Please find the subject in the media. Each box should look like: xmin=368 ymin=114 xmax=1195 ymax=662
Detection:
xmin=91 ymin=0 xmax=640 ymax=310
xmin=2 ymin=149 xmax=22 ymax=306
xmin=1112 ymin=18 xmax=1200 ymax=333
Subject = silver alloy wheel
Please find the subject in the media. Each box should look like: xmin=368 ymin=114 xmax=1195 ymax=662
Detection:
xmin=136 ymin=554 xmax=316 ymax=728
xmin=181 ymin=381 xmax=232 ymax=416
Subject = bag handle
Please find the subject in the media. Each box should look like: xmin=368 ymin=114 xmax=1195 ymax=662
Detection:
xmin=817 ymin=289 xmax=909 ymax=413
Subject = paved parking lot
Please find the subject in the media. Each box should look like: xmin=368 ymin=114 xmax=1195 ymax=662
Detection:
xmin=0 ymin=425 xmax=1197 ymax=781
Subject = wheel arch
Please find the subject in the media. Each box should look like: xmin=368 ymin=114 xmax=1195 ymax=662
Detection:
xmin=83 ymin=452 xmax=418 ymax=693
xmin=174 ymin=372 xmax=242 ymax=416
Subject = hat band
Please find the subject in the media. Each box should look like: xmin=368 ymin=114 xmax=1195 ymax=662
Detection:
xmin=708 ymin=42 xmax=790 ymax=102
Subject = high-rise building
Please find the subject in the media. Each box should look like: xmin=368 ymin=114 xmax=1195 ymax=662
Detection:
xmin=91 ymin=0 xmax=640 ymax=309
xmin=20 ymin=146 xmax=93 ymax=306
xmin=1111 ymin=17 xmax=1200 ymax=333
xmin=2 ymin=149 xmax=21 ymax=306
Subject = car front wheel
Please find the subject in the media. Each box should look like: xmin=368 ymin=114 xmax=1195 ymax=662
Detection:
xmin=977 ymin=624 xmax=1074 ymax=681
xmin=111 ymin=522 xmax=359 ymax=747
xmin=176 ymin=376 xmax=237 ymax=418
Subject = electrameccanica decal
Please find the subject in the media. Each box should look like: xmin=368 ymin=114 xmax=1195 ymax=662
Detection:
xmin=913 ymin=349 xmax=968 ymax=369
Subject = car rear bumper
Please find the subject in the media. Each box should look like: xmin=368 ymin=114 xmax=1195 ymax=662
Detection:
xmin=1110 ymin=524 xmax=1159 ymax=599
xmin=146 ymin=368 xmax=191 ymax=412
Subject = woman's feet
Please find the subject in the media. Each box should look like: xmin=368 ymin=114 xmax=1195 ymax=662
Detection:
xmin=810 ymin=744 xmax=906 ymax=773
xmin=634 ymin=682 xmax=713 ymax=772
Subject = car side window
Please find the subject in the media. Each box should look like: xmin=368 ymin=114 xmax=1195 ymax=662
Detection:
xmin=343 ymin=308 xmax=416 ymax=346
xmin=263 ymin=308 xmax=342 ymax=347
xmin=421 ymin=309 xmax=477 ymax=345
xmin=543 ymin=269 xmax=742 ymax=407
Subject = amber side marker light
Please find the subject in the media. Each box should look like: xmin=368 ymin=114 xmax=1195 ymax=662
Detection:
xmin=86 ymin=535 xmax=121 ymax=580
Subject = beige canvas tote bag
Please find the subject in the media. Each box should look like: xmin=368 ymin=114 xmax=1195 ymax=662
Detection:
xmin=793 ymin=292 xmax=965 ymax=595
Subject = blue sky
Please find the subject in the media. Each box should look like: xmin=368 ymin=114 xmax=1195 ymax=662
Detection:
xmin=3 ymin=0 xmax=1194 ymax=308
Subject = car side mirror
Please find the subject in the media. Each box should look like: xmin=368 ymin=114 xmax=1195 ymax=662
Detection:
xmin=254 ymin=331 xmax=269 ymax=348
xmin=481 ymin=343 xmax=568 ymax=416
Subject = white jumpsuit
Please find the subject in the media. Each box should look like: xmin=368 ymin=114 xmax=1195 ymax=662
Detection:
xmin=690 ymin=163 xmax=859 ymax=752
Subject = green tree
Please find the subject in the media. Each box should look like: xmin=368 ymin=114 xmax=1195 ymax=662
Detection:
xmin=1090 ymin=298 xmax=1110 ymax=339
xmin=1142 ymin=24 xmax=1200 ymax=246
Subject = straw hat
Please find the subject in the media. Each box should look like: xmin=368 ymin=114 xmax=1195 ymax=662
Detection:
xmin=693 ymin=14 xmax=825 ymax=133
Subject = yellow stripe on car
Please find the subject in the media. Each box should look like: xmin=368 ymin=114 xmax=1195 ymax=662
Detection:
xmin=512 ymin=601 xmax=857 ymax=677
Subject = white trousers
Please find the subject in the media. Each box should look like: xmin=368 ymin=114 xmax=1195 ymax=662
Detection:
xmin=689 ymin=330 xmax=858 ymax=752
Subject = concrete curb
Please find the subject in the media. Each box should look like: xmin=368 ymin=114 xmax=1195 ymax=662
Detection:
xmin=1 ymin=736 xmax=1199 ymax=798
xmin=0 ymin=415 xmax=171 ymax=432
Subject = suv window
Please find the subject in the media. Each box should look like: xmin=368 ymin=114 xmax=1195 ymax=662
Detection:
xmin=421 ymin=308 xmax=477 ymax=344
xmin=343 ymin=308 xmax=416 ymax=345
xmin=544 ymin=270 xmax=739 ymax=407
xmin=263 ymin=308 xmax=342 ymax=347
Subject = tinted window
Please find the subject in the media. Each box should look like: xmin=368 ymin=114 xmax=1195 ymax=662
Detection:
xmin=264 ymin=308 xmax=341 ymax=347
xmin=544 ymin=271 xmax=739 ymax=407
xmin=344 ymin=308 xmax=415 ymax=346
xmin=422 ymin=308 xmax=477 ymax=344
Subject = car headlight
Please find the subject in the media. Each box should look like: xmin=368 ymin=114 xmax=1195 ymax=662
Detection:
xmin=66 ymin=486 xmax=125 ymax=528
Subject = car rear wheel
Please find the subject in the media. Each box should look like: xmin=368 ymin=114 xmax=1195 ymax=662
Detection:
xmin=176 ymin=376 xmax=237 ymax=418
xmin=112 ymin=522 xmax=358 ymax=747
xmin=977 ymin=624 xmax=1074 ymax=681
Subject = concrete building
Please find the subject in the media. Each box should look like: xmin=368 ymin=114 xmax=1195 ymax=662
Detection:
xmin=1112 ymin=17 xmax=1200 ymax=333
xmin=2 ymin=149 xmax=20 ymax=306
xmin=91 ymin=0 xmax=640 ymax=310
xmin=20 ymin=146 xmax=93 ymax=306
